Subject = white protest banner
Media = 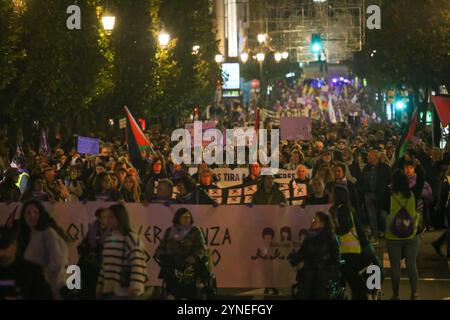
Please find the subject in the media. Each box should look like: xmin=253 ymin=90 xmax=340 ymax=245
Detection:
xmin=0 ymin=203 xmax=330 ymax=288
xmin=273 ymin=169 xmax=297 ymax=184
xmin=189 ymin=167 xmax=249 ymax=188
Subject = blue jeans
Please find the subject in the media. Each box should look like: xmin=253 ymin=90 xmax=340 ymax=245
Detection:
xmin=386 ymin=237 xmax=420 ymax=297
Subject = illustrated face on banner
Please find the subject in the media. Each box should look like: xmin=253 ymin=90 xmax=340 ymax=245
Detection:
xmin=280 ymin=227 xmax=292 ymax=242
xmin=262 ymin=228 xmax=275 ymax=246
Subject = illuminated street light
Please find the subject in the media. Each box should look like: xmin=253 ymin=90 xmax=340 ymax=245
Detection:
xmin=281 ymin=52 xmax=289 ymax=59
xmin=158 ymin=32 xmax=170 ymax=47
xmin=102 ymin=11 xmax=116 ymax=34
xmin=274 ymin=52 xmax=282 ymax=62
xmin=257 ymin=34 xmax=266 ymax=44
xmin=240 ymin=52 xmax=249 ymax=63
xmin=256 ymin=52 xmax=265 ymax=62
xmin=192 ymin=45 xmax=200 ymax=55
xmin=215 ymin=54 xmax=224 ymax=63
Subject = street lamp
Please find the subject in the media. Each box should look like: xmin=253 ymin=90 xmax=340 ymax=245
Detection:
xmin=257 ymin=34 xmax=266 ymax=45
xmin=158 ymin=32 xmax=170 ymax=47
xmin=274 ymin=52 xmax=282 ymax=63
xmin=256 ymin=52 xmax=265 ymax=62
xmin=281 ymin=51 xmax=289 ymax=59
xmin=215 ymin=54 xmax=224 ymax=63
xmin=240 ymin=52 xmax=249 ymax=63
xmin=102 ymin=11 xmax=116 ymax=34
xmin=192 ymin=45 xmax=200 ymax=55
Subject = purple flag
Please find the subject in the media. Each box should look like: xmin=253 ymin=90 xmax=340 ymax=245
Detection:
xmin=280 ymin=117 xmax=312 ymax=141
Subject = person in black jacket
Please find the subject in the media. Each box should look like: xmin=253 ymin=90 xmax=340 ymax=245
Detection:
xmin=289 ymin=212 xmax=340 ymax=300
xmin=174 ymin=174 xmax=216 ymax=205
xmin=77 ymin=208 xmax=111 ymax=299
xmin=243 ymin=163 xmax=262 ymax=186
xmin=0 ymin=168 xmax=21 ymax=203
xmin=361 ymin=150 xmax=391 ymax=242
xmin=0 ymin=227 xmax=53 ymax=300
xmin=142 ymin=157 xmax=169 ymax=200
xmin=252 ymin=175 xmax=288 ymax=205
xmin=432 ymin=164 xmax=450 ymax=258
xmin=334 ymin=162 xmax=362 ymax=221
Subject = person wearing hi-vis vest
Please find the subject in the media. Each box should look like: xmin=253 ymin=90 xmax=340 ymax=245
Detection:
xmin=385 ymin=170 xmax=420 ymax=300
xmin=329 ymin=186 xmax=368 ymax=300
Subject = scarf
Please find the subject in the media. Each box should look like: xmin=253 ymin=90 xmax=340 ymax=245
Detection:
xmin=169 ymin=224 xmax=194 ymax=241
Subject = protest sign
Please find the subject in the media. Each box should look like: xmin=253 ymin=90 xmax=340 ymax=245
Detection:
xmin=77 ymin=136 xmax=100 ymax=155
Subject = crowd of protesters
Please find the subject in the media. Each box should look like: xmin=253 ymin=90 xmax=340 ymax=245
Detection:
xmin=1 ymin=113 xmax=450 ymax=300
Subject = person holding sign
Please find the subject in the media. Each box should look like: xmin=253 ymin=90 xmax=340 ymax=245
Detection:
xmin=243 ymin=163 xmax=262 ymax=186
xmin=198 ymin=169 xmax=218 ymax=192
xmin=174 ymin=174 xmax=216 ymax=205
xmin=252 ymin=175 xmax=288 ymax=205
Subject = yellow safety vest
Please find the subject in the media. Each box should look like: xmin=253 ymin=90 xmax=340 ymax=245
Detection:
xmin=339 ymin=211 xmax=361 ymax=254
xmin=16 ymin=172 xmax=29 ymax=190
xmin=447 ymin=176 xmax=450 ymax=203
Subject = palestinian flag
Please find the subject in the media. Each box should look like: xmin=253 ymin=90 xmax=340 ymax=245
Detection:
xmin=431 ymin=95 xmax=450 ymax=127
xmin=124 ymin=106 xmax=152 ymax=170
xmin=397 ymin=108 xmax=418 ymax=160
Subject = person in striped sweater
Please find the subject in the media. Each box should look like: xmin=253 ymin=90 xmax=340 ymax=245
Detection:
xmin=96 ymin=204 xmax=147 ymax=299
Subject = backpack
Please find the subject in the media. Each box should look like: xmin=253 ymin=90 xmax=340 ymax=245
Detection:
xmin=390 ymin=196 xmax=414 ymax=238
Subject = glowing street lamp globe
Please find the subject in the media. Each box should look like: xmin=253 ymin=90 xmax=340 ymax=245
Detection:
xmin=158 ymin=32 xmax=170 ymax=47
xmin=102 ymin=13 xmax=116 ymax=34
xmin=274 ymin=52 xmax=282 ymax=62
xmin=256 ymin=53 xmax=265 ymax=62
xmin=240 ymin=52 xmax=249 ymax=63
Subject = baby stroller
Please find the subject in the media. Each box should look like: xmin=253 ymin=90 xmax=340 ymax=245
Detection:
xmin=154 ymin=253 xmax=217 ymax=300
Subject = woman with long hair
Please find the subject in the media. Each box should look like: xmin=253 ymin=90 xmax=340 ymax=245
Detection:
xmin=120 ymin=174 xmax=141 ymax=203
xmin=386 ymin=170 xmax=420 ymax=300
xmin=17 ymin=199 xmax=70 ymax=299
xmin=154 ymin=208 xmax=211 ymax=299
xmin=96 ymin=204 xmax=147 ymax=299
xmin=92 ymin=172 xmax=122 ymax=202
xmin=289 ymin=212 xmax=340 ymax=299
